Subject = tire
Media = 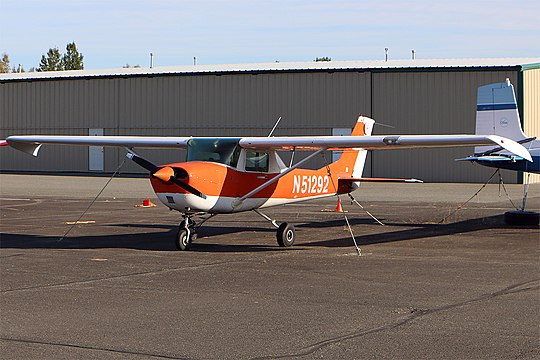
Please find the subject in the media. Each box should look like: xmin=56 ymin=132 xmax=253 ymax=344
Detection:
xmin=504 ymin=210 xmax=540 ymax=226
xmin=175 ymin=228 xmax=193 ymax=251
xmin=276 ymin=222 xmax=295 ymax=247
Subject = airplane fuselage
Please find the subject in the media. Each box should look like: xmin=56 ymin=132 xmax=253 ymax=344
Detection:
xmin=149 ymin=161 xmax=354 ymax=213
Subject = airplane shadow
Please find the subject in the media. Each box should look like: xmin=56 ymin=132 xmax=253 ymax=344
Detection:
xmin=0 ymin=215 xmax=535 ymax=252
xmin=0 ymin=230 xmax=289 ymax=253
xmin=300 ymin=214 xmax=539 ymax=248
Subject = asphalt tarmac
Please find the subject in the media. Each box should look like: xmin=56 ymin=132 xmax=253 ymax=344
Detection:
xmin=1 ymin=174 xmax=539 ymax=359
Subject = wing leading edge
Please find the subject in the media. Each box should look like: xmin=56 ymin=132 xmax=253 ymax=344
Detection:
xmin=5 ymin=129 xmax=532 ymax=162
xmin=239 ymin=134 xmax=532 ymax=162
xmin=6 ymin=136 xmax=192 ymax=156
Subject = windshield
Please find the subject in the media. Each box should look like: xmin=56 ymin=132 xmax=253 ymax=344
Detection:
xmin=187 ymin=138 xmax=241 ymax=167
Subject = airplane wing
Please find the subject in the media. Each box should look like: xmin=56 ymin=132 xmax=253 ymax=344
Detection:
xmin=5 ymin=136 xmax=192 ymax=156
xmin=239 ymin=134 xmax=532 ymax=162
xmin=5 ymin=133 xmax=532 ymax=162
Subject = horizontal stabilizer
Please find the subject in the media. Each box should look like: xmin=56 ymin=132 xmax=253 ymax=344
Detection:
xmin=339 ymin=177 xmax=423 ymax=184
xmin=456 ymin=155 xmax=523 ymax=162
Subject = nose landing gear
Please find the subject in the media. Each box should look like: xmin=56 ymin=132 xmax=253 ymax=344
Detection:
xmin=175 ymin=214 xmax=216 ymax=251
xmin=176 ymin=216 xmax=197 ymax=251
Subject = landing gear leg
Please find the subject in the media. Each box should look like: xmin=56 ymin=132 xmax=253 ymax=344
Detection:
xmin=253 ymin=209 xmax=296 ymax=247
xmin=176 ymin=215 xmax=197 ymax=251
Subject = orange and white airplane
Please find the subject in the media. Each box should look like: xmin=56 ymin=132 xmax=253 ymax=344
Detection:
xmin=3 ymin=116 xmax=532 ymax=250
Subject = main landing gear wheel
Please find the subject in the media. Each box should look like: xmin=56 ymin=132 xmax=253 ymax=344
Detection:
xmin=504 ymin=210 xmax=540 ymax=226
xmin=276 ymin=222 xmax=295 ymax=247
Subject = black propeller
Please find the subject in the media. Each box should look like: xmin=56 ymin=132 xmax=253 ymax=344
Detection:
xmin=127 ymin=152 xmax=159 ymax=173
xmin=126 ymin=152 xmax=207 ymax=199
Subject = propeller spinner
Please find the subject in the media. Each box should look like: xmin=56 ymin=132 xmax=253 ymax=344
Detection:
xmin=126 ymin=152 xmax=207 ymax=199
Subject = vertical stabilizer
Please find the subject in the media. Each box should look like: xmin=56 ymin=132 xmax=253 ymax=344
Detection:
xmin=329 ymin=115 xmax=375 ymax=178
xmin=475 ymin=79 xmax=527 ymax=154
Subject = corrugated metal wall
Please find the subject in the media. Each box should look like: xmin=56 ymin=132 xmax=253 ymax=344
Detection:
xmin=1 ymin=68 xmax=531 ymax=183
xmin=371 ymin=70 xmax=520 ymax=183
xmin=0 ymin=72 xmax=372 ymax=174
xmin=523 ymin=68 xmax=540 ymax=183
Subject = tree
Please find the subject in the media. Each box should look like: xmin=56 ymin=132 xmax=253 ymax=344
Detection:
xmin=38 ymin=42 xmax=84 ymax=71
xmin=0 ymin=53 xmax=10 ymax=73
xmin=314 ymin=57 xmax=332 ymax=62
xmin=61 ymin=42 xmax=84 ymax=70
xmin=39 ymin=47 xmax=62 ymax=71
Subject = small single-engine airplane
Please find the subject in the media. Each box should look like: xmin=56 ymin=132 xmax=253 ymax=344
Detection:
xmin=457 ymin=79 xmax=539 ymax=225
xmin=2 ymin=114 xmax=533 ymax=250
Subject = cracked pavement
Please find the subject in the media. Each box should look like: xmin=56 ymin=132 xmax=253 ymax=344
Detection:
xmin=1 ymin=175 xmax=539 ymax=359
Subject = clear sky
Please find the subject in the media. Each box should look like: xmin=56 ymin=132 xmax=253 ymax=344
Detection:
xmin=1 ymin=0 xmax=539 ymax=70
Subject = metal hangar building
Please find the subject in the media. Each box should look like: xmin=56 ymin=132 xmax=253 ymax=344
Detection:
xmin=1 ymin=58 xmax=539 ymax=183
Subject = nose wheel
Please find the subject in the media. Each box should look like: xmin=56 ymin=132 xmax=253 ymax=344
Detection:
xmin=175 ymin=216 xmax=197 ymax=251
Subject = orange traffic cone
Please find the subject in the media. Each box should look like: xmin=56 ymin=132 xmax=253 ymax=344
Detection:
xmin=321 ymin=198 xmax=348 ymax=212
xmin=334 ymin=199 xmax=346 ymax=212
xmin=135 ymin=199 xmax=156 ymax=208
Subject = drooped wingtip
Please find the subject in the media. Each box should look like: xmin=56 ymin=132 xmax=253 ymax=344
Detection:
xmin=490 ymin=135 xmax=533 ymax=162
xmin=0 ymin=140 xmax=7 ymax=147
xmin=5 ymin=138 xmax=43 ymax=156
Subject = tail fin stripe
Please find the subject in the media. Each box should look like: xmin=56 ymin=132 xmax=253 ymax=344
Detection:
xmin=477 ymin=103 xmax=517 ymax=111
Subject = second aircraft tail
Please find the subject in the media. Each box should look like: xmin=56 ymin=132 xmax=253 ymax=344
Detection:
xmin=474 ymin=79 xmax=528 ymax=154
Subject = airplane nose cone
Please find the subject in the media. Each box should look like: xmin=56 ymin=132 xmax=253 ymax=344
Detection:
xmin=153 ymin=166 xmax=175 ymax=182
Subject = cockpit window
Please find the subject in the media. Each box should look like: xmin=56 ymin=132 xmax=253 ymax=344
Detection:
xmin=245 ymin=150 xmax=269 ymax=172
xmin=187 ymin=138 xmax=241 ymax=167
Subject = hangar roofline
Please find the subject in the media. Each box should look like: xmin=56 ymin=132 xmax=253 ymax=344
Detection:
xmin=1 ymin=57 xmax=539 ymax=82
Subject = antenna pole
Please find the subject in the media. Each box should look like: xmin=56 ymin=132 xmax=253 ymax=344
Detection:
xmin=267 ymin=116 xmax=282 ymax=137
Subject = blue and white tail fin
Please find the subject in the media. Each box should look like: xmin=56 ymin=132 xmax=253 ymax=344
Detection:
xmin=469 ymin=79 xmax=539 ymax=174
xmin=474 ymin=79 xmax=528 ymax=155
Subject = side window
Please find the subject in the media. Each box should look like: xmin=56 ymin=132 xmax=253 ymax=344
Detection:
xmin=245 ymin=151 xmax=269 ymax=172
xmin=228 ymin=146 xmax=241 ymax=168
